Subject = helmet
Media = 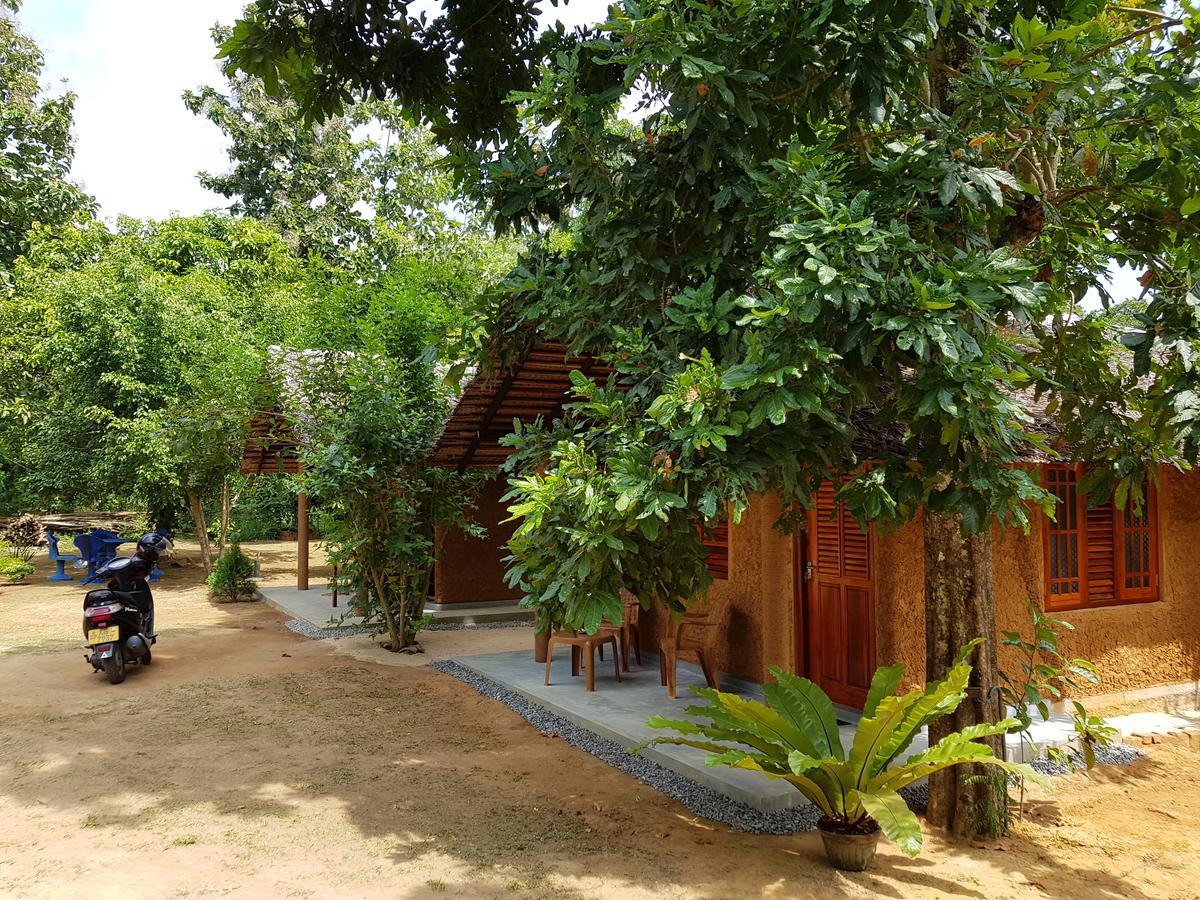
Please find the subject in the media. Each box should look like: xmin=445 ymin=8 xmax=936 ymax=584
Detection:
xmin=135 ymin=531 xmax=172 ymax=563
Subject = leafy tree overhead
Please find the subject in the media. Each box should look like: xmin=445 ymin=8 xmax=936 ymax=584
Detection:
xmin=228 ymin=0 xmax=1200 ymax=838
xmin=217 ymin=0 xmax=571 ymax=147
xmin=0 ymin=6 xmax=94 ymax=272
xmin=185 ymin=37 xmax=456 ymax=268
xmin=0 ymin=215 xmax=309 ymax=549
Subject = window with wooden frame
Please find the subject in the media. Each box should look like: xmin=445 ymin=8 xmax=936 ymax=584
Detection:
xmin=1042 ymin=464 xmax=1159 ymax=610
xmin=700 ymin=519 xmax=730 ymax=580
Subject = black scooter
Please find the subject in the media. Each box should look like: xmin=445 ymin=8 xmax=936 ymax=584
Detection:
xmin=82 ymin=532 xmax=171 ymax=685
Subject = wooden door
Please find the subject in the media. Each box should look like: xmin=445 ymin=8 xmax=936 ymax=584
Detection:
xmin=800 ymin=481 xmax=876 ymax=708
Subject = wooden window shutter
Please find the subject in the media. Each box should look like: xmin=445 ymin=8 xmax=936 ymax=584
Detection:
xmin=1043 ymin=465 xmax=1085 ymax=606
xmin=1114 ymin=488 xmax=1158 ymax=601
xmin=701 ymin=519 xmax=730 ymax=580
xmin=1043 ymin=464 xmax=1159 ymax=608
xmin=814 ymin=480 xmax=871 ymax=581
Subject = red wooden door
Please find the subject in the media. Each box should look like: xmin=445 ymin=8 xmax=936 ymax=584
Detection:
xmin=801 ymin=481 xmax=876 ymax=708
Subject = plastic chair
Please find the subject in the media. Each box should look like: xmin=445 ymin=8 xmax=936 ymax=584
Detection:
xmin=545 ymin=629 xmax=622 ymax=692
xmin=659 ymin=602 xmax=723 ymax=700
xmin=45 ymin=532 xmax=80 ymax=582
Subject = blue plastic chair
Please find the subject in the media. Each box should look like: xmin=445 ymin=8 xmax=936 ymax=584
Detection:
xmin=45 ymin=532 xmax=81 ymax=582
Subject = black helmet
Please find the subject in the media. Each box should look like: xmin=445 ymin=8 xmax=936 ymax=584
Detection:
xmin=135 ymin=531 xmax=172 ymax=562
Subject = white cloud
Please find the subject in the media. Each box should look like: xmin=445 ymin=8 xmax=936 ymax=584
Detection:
xmin=19 ymin=0 xmax=248 ymax=220
xmin=18 ymin=0 xmax=616 ymax=222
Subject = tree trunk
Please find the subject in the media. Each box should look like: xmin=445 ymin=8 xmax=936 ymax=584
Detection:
xmin=372 ymin=569 xmax=405 ymax=651
xmin=187 ymin=490 xmax=214 ymax=574
xmin=924 ymin=511 xmax=1006 ymax=839
xmin=216 ymin=479 xmax=241 ymax=557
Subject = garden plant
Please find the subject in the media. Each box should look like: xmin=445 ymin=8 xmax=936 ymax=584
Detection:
xmin=999 ymin=600 xmax=1117 ymax=786
xmin=648 ymin=640 xmax=1044 ymax=869
xmin=206 ymin=539 xmax=258 ymax=603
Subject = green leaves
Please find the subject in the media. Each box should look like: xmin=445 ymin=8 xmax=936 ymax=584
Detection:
xmin=649 ymin=649 xmax=1042 ymax=854
xmin=854 ymin=790 xmax=923 ymax=857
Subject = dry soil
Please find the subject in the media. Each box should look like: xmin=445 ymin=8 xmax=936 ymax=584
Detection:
xmin=1 ymin=542 xmax=1198 ymax=899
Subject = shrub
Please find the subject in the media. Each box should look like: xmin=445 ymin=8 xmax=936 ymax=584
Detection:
xmin=0 ymin=556 xmax=35 ymax=583
xmin=206 ymin=539 xmax=257 ymax=602
xmin=1000 ymin=600 xmax=1117 ymax=774
xmin=648 ymin=641 xmax=1046 ymax=860
xmin=0 ymin=514 xmax=42 ymax=564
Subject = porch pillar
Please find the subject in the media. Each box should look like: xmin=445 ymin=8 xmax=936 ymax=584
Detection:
xmin=297 ymin=490 xmax=309 ymax=591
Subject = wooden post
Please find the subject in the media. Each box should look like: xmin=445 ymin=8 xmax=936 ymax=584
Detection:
xmin=297 ymin=490 xmax=309 ymax=591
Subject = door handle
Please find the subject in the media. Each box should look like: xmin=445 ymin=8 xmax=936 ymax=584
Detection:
xmin=804 ymin=561 xmax=814 ymax=581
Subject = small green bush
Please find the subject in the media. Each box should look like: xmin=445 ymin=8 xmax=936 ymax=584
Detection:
xmin=0 ymin=515 xmax=42 ymax=563
xmin=0 ymin=556 xmax=35 ymax=583
xmin=206 ymin=540 xmax=257 ymax=602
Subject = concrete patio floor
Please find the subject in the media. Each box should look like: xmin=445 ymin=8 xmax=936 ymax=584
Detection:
xmin=256 ymin=581 xmax=533 ymax=628
xmin=453 ymin=649 xmax=1101 ymax=812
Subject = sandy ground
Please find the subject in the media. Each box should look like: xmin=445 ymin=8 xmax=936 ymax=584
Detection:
xmin=1 ymin=543 xmax=1199 ymax=899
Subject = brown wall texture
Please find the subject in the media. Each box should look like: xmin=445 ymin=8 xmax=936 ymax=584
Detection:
xmin=434 ymin=478 xmax=522 ymax=604
xmin=870 ymin=467 xmax=1200 ymax=697
xmin=647 ymin=468 xmax=1200 ymax=696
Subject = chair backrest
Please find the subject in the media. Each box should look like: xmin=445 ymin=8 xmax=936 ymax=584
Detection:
xmin=73 ymin=533 xmax=91 ymax=558
xmin=45 ymin=531 xmax=61 ymax=557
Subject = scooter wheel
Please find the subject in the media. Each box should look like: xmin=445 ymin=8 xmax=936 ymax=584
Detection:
xmin=141 ymin=645 xmax=152 ymax=665
xmin=102 ymin=649 xmax=126 ymax=685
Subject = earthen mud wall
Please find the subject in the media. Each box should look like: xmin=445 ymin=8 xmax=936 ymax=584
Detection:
xmin=653 ymin=468 xmax=1200 ymax=695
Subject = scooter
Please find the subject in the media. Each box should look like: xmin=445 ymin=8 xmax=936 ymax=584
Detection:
xmin=82 ymin=532 xmax=171 ymax=685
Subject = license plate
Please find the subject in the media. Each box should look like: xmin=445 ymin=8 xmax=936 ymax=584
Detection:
xmin=87 ymin=627 xmax=120 ymax=645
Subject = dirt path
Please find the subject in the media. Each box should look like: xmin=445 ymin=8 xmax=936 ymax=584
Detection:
xmin=1 ymin=546 xmax=1198 ymax=898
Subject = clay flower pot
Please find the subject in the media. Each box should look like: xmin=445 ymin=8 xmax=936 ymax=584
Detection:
xmin=817 ymin=817 xmax=881 ymax=871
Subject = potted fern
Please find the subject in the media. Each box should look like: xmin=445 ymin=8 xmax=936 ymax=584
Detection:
xmin=648 ymin=641 xmax=1046 ymax=870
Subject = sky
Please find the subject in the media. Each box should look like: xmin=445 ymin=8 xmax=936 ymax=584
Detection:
xmin=13 ymin=1 xmax=1142 ymax=303
xmin=16 ymin=0 xmax=613 ymax=221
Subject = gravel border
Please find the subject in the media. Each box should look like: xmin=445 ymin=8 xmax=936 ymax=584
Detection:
xmin=283 ymin=618 xmax=530 ymax=640
xmin=430 ymin=661 xmax=1149 ymax=832
xmin=430 ymin=658 xmax=825 ymax=834
xmin=1029 ymin=742 xmax=1145 ymax=775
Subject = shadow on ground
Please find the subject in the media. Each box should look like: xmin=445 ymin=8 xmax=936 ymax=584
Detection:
xmin=0 ymin=600 xmax=1191 ymax=899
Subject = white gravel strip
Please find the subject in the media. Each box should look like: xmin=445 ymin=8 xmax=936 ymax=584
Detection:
xmin=1029 ymin=743 xmax=1145 ymax=775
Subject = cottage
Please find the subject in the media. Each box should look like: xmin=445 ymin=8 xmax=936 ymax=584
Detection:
xmin=432 ymin=342 xmax=1200 ymax=710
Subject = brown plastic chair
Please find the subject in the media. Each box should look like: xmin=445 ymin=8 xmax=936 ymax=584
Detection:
xmin=545 ymin=629 xmax=621 ymax=692
xmin=599 ymin=589 xmax=643 ymax=672
xmin=659 ymin=603 xmax=722 ymax=700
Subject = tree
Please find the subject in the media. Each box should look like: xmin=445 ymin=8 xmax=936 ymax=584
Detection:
xmin=0 ymin=5 xmax=94 ymax=272
xmin=0 ymin=215 xmax=309 ymax=558
xmin=216 ymin=1 xmax=565 ymax=145
xmin=228 ymin=0 xmax=1200 ymax=837
xmin=296 ymin=346 xmax=482 ymax=652
xmin=185 ymin=40 xmax=456 ymax=269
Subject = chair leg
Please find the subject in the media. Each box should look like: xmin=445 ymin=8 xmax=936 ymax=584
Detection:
xmin=632 ymin=623 xmax=642 ymax=666
xmin=620 ymin=626 xmax=630 ymax=673
xmin=545 ymin=641 xmax=554 ymax=686
xmin=585 ymin=644 xmax=596 ymax=692
xmin=611 ymin=637 xmax=621 ymax=683
xmin=697 ymin=648 xmax=720 ymax=691
xmin=571 ymin=645 xmax=581 ymax=677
